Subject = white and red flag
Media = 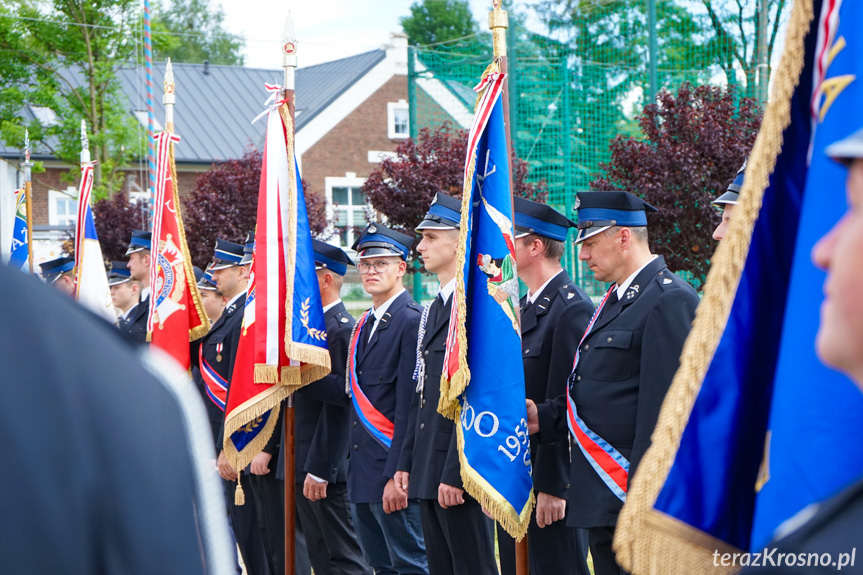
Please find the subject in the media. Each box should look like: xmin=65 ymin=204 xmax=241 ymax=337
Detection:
xmin=223 ymin=86 xmax=331 ymax=472
xmin=147 ymin=131 xmax=210 ymax=368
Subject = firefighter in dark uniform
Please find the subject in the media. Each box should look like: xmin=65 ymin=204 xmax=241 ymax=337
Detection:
xmin=713 ymin=159 xmax=746 ymax=241
xmin=527 ymin=191 xmax=700 ymax=575
xmin=347 ymin=224 xmax=428 ymax=575
xmin=121 ymin=230 xmax=152 ymax=343
xmin=497 ymin=197 xmax=594 ymax=575
xmin=283 ymin=239 xmax=371 ymax=575
xmin=39 ymin=256 xmax=76 ymax=296
xmin=395 ymin=192 xmax=498 ymax=575
xmin=108 ymin=260 xmax=141 ymax=326
xmin=192 ymin=237 xmax=269 ymax=575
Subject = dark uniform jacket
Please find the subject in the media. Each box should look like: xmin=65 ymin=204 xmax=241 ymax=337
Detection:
xmin=742 ymin=478 xmax=863 ymax=574
xmin=521 ymin=271 xmax=594 ymax=498
xmin=397 ymin=295 xmax=461 ymax=499
xmin=290 ymin=301 xmax=355 ymax=484
xmin=537 ymin=256 xmax=699 ymax=527
xmin=348 ymin=290 xmax=422 ymax=504
xmin=120 ymin=293 xmax=150 ymax=344
xmin=191 ymin=293 xmax=246 ymax=450
xmin=1 ymin=265 xmax=206 ymax=574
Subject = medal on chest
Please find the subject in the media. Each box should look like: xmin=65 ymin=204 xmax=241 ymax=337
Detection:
xmin=216 ymin=342 xmax=224 ymax=362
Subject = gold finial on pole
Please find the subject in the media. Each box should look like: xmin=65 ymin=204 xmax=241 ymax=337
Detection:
xmin=80 ymin=120 xmax=90 ymax=165
xmin=489 ymin=0 xmax=509 ymax=59
xmin=21 ymin=129 xmax=34 ymax=273
xmin=163 ymin=58 xmax=176 ymax=132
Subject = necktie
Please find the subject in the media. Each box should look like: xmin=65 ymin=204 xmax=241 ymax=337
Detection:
xmin=599 ymin=288 xmax=619 ymax=320
xmin=427 ymin=295 xmax=443 ymax=332
xmin=360 ymin=313 xmax=377 ymax=353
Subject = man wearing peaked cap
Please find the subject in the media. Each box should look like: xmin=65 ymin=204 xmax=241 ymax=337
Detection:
xmin=121 ymin=230 xmax=152 ymax=344
xmin=278 ymin=238 xmax=370 ymax=575
xmin=191 ymin=237 xmax=270 ymax=575
xmin=240 ymin=231 xmax=255 ymax=266
xmin=713 ymin=158 xmax=747 ymax=241
xmin=395 ymin=192 xmax=498 ymax=575
xmin=39 ymin=256 xmax=76 ymax=296
xmin=527 ymin=190 xmax=700 ymax=575
xmin=497 ymin=196 xmax=594 ymax=575
xmin=347 ymin=223 xmax=427 ymax=574
xmin=108 ymin=261 xmax=140 ymax=325
xmin=195 ymin=265 xmax=225 ymax=323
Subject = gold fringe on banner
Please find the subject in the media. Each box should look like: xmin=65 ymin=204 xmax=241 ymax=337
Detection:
xmin=612 ymin=0 xmax=816 ymax=573
xmin=223 ymin=391 xmax=283 ymax=474
xmin=170 ymin=142 xmax=211 ymax=342
xmin=455 ymin=402 xmax=535 ymax=539
xmin=235 ymin=475 xmax=245 ymax=506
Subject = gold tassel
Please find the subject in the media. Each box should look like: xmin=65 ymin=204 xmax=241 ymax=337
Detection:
xmin=235 ymin=476 xmax=245 ymax=506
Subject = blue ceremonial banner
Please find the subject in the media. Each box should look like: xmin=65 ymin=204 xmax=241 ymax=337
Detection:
xmin=751 ymin=0 xmax=863 ymax=548
xmin=614 ymin=0 xmax=863 ymax=570
xmin=8 ymin=189 xmax=28 ymax=271
xmin=440 ymin=70 xmax=534 ymax=539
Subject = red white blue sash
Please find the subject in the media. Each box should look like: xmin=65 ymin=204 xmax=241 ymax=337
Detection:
xmin=347 ymin=311 xmax=394 ymax=449
xmin=200 ymin=344 xmax=228 ymax=412
xmin=567 ymin=284 xmax=631 ymax=502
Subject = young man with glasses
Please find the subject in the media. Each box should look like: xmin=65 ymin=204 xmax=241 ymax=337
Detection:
xmin=347 ymin=223 xmax=428 ymax=575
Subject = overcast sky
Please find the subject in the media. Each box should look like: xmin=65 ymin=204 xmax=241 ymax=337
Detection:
xmin=219 ymin=0 xmax=541 ymax=69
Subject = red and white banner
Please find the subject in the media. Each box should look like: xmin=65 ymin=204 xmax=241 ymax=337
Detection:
xmin=147 ymin=131 xmax=209 ymax=368
xmin=74 ymin=162 xmax=115 ymax=323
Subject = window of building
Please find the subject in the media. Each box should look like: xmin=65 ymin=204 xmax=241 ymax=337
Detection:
xmin=30 ymin=106 xmax=58 ymax=127
xmin=326 ymin=175 xmax=368 ymax=248
xmin=48 ymin=188 xmax=77 ymax=227
xmin=388 ymin=101 xmax=410 ymax=139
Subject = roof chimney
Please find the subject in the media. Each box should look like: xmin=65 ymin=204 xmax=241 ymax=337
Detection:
xmin=203 ymin=60 xmax=210 ymax=75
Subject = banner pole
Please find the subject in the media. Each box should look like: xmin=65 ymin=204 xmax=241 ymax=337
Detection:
xmin=22 ymin=130 xmax=33 ymax=274
xmin=490 ymin=3 xmax=529 ymax=575
xmin=282 ymin=12 xmax=298 ymax=575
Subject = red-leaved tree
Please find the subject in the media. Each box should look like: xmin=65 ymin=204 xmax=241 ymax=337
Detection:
xmin=93 ymin=192 xmax=150 ymax=262
xmin=362 ymin=124 xmax=547 ymax=235
xmin=591 ymin=83 xmax=762 ymax=284
xmin=184 ymin=149 xmax=330 ymax=270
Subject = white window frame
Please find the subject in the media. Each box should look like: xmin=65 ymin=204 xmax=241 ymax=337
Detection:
xmin=325 ymin=174 xmax=368 ymax=249
xmin=387 ymin=100 xmax=410 ymax=140
xmin=48 ymin=187 xmax=77 ymax=227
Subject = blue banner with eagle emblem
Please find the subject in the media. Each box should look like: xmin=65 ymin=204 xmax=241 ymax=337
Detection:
xmin=440 ymin=70 xmax=534 ymax=540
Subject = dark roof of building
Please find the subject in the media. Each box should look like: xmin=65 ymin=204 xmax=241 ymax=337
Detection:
xmin=1 ymin=49 xmax=386 ymax=165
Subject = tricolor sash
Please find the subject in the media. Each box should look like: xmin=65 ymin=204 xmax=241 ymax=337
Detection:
xmin=566 ymin=284 xmax=630 ymax=502
xmin=346 ymin=310 xmax=394 ymax=449
xmin=199 ymin=345 xmax=227 ymax=412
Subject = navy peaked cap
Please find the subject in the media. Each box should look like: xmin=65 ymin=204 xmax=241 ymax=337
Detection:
xmin=352 ymin=223 xmax=413 ymax=261
xmin=714 ymin=158 xmax=747 ymax=207
xmin=107 ymin=260 xmax=132 ymax=286
xmin=313 ymin=239 xmax=353 ymax=276
xmin=40 ymin=256 xmax=75 ymax=282
xmin=513 ymin=196 xmax=576 ymax=242
xmin=197 ymin=264 xmax=217 ymax=291
xmin=240 ymin=230 xmax=255 ymax=265
xmin=826 ymin=127 xmax=863 ymax=166
xmin=416 ymin=192 xmax=461 ymax=231
xmin=125 ymin=230 xmax=152 ymax=255
xmin=210 ymin=239 xmax=245 ymax=270
xmin=573 ymin=191 xmax=657 ymax=243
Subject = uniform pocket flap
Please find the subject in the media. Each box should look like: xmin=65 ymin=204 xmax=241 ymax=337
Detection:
xmin=594 ymin=330 xmax=632 ymax=350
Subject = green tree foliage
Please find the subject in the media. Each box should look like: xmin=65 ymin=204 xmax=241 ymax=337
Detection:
xmin=152 ymin=0 xmax=244 ymax=65
xmin=0 ymin=0 xmax=141 ymax=196
xmin=400 ymin=0 xmax=477 ymax=46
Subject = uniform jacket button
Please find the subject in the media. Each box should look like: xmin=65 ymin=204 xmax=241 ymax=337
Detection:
xmin=607 ymin=337 xmax=613 ymax=343
xmin=420 ymin=423 xmax=425 ymax=430
xmin=353 ymin=444 xmax=358 ymax=451
xmin=564 ymin=483 xmax=571 ymax=489
xmin=424 ymin=350 xmax=429 ymax=356
xmin=352 ymin=420 xmax=358 ymax=427
xmin=576 ymin=375 xmax=582 ymax=382
xmin=524 ymin=349 xmax=529 ymax=355
xmin=583 ymin=344 xmax=589 ymax=351
xmin=358 ymin=370 xmax=363 ymax=375
xmin=422 ymin=399 xmax=426 ymax=406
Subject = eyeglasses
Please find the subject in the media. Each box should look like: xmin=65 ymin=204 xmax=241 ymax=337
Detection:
xmin=357 ymin=261 xmax=396 ymax=274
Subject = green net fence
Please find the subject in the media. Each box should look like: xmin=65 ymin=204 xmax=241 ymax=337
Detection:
xmin=407 ymin=0 xmax=789 ymax=298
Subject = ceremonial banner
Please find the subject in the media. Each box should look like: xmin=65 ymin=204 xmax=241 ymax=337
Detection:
xmin=614 ymin=0 xmax=863 ymax=572
xmin=223 ymin=91 xmax=330 ymax=472
xmin=440 ymin=69 xmax=534 ymax=539
xmin=73 ymin=162 xmax=115 ymax=323
xmin=8 ymin=189 xmax=28 ymax=272
xmin=147 ymin=131 xmax=209 ymax=368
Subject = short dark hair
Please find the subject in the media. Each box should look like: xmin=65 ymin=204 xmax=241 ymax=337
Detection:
xmin=606 ymin=226 xmax=649 ymax=244
xmin=521 ymin=234 xmax=565 ymax=262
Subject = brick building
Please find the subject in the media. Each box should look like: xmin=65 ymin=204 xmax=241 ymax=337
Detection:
xmin=0 ymin=33 xmax=470 ymax=264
